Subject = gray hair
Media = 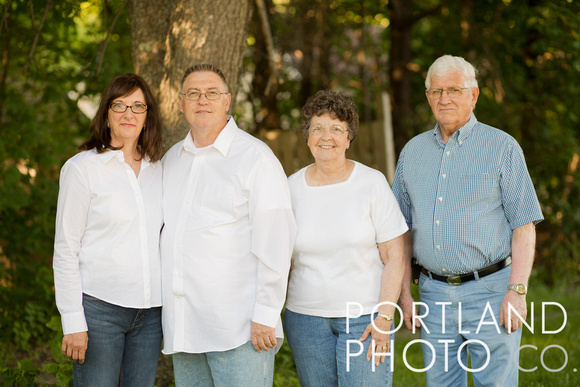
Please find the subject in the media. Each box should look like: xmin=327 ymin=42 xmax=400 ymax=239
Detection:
xmin=181 ymin=64 xmax=229 ymax=93
xmin=425 ymin=55 xmax=478 ymax=90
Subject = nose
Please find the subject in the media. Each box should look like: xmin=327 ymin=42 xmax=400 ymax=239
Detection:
xmin=122 ymin=108 xmax=134 ymax=118
xmin=321 ymin=130 xmax=333 ymax=140
xmin=197 ymin=93 xmax=210 ymax=104
xmin=439 ymin=91 xmax=451 ymax=103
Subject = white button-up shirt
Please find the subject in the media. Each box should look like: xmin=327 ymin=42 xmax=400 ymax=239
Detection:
xmin=53 ymin=149 xmax=163 ymax=335
xmin=161 ymin=118 xmax=296 ymax=354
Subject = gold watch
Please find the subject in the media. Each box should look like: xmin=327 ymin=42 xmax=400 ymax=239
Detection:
xmin=508 ymin=284 xmax=528 ymax=295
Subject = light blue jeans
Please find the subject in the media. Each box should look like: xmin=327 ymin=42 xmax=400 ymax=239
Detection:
xmin=172 ymin=341 xmax=275 ymax=387
xmin=284 ymin=310 xmax=393 ymax=386
xmin=418 ymin=265 xmax=521 ymax=386
xmin=73 ymin=294 xmax=162 ymax=387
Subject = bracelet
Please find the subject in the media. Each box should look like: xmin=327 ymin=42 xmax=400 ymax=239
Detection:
xmin=378 ymin=313 xmax=393 ymax=321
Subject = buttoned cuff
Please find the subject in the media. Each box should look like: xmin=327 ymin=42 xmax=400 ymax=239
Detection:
xmin=61 ymin=312 xmax=88 ymax=335
xmin=251 ymin=303 xmax=280 ymax=328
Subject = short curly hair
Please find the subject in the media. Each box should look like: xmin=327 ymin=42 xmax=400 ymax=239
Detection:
xmin=300 ymin=90 xmax=359 ymax=142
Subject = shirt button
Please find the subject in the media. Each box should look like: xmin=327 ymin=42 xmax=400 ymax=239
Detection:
xmin=442 ymin=174 xmax=446 ymax=179
xmin=436 ymin=245 xmax=441 ymax=250
xmin=442 ymin=268 xmax=447 ymax=272
xmin=459 ymin=141 xmax=463 ymax=145
xmin=438 ymin=197 xmax=443 ymax=202
xmin=446 ymin=151 xmax=450 ymax=156
xmin=436 ymin=220 xmax=440 ymax=225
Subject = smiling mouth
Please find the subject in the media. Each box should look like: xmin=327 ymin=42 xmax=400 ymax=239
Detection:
xmin=319 ymin=145 xmax=335 ymax=149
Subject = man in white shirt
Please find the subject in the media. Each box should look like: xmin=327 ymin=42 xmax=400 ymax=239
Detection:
xmin=161 ymin=64 xmax=296 ymax=386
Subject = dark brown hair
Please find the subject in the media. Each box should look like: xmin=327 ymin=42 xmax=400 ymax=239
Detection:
xmin=300 ymin=90 xmax=359 ymax=142
xmin=79 ymin=74 xmax=162 ymax=162
xmin=181 ymin=64 xmax=229 ymax=93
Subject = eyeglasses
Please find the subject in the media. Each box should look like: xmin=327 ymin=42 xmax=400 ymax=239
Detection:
xmin=309 ymin=124 xmax=347 ymax=137
xmin=426 ymin=87 xmax=471 ymax=99
xmin=181 ymin=90 xmax=227 ymax=101
xmin=109 ymin=102 xmax=148 ymax=114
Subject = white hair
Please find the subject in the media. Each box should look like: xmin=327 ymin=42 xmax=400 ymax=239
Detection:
xmin=425 ymin=55 xmax=479 ymax=90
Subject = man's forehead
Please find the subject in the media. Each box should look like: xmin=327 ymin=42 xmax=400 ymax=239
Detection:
xmin=430 ymin=71 xmax=464 ymax=86
xmin=183 ymin=71 xmax=225 ymax=89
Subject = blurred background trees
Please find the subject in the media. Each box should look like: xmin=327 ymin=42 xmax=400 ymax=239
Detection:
xmin=1 ymin=0 xmax=578 ymax=384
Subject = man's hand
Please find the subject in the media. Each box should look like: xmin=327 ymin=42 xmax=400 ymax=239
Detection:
xmin=251 ymin=321 xmax=276 ymax=352
xmin=400 ymin=292 xmax=420 ymax=331
xmin=62 ymin=331 xmax=88 ymax=364
xmin=499 ymin=291 xmax=527 ymax=334
xmin=359 ymin=316 xmax=392 ymax=366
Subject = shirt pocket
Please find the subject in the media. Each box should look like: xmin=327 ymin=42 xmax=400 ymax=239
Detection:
xmin=199 ymin=185 xmax=236 ymax=222
xmin=453 ymin=173 xmax=499 ymax=210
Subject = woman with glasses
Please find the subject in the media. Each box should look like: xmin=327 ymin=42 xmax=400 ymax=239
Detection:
xmin=53 ymin=74 xmax=163 ymax=386
xmin=284 ymin=90 xmax=408 ymax=386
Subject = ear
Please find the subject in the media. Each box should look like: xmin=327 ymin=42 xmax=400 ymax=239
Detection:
xmin=471 ymin=87 xmax=480 ymax=109
xmin=178 ymin=93 xmax=185 ymax=114
xmin=224 ymin=92 xmax=232 ymax=113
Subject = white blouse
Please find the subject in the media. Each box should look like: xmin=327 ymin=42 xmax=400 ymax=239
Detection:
xmin=286 ymin=161 xmax=408 ymax=317
xmin=53 ymin=149 xmax=163 ymax=335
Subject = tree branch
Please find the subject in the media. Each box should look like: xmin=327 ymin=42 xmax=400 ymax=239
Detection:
xmin=410 ymin=0 xmax=454 ymax=24
xmin=255 ymin=0 xmax=278 ymax=97
xmin=23 ymin=0 xmax=52 ymax=75
xmin=95 ymin=0 xmax=128 ymax=75
xmin=0 ymin=0 xmax=12 ymax=40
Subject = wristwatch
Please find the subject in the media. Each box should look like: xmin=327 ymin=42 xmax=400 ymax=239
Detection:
xmin=508 ymin=284 xmax=528 ymax=295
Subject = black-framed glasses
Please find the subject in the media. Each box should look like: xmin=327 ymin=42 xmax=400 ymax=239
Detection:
xmin=109 ymin=102 xmax=148 ymax=114
xmin=181 ymin=90 xmax=227 ymax=101
xmin=426 ymin=87 xmax=471 ymax=99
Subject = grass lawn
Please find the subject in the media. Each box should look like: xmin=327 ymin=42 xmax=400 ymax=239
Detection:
xmin=274 ymin=284 xmax=579 ymax=386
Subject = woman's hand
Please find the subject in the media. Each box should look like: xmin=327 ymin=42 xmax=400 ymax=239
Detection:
xmin=359 ymin=316 xmax=392 ymax=366
xmin=62 ymin=332 xmax=88 ymax=364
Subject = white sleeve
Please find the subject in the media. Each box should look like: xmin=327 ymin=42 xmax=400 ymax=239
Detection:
xmin=248 ymin=157 xmax=297 ymax=328
xmin=53 ymin=160 xmax=90 ymax=334
xmin=370 ymin=172 xmax=409 ymax=243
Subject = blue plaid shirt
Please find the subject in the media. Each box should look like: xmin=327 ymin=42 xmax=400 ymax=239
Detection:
xmin=392 ymin=114 xmax=543 ymax=276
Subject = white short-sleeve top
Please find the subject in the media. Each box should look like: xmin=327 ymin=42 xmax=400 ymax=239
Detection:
xmin=286 ymin=161 xmax=408 ymax=317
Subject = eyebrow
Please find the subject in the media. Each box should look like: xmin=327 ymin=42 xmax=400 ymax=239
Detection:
xmin=112 ymin=99 xmax=146 ymax=104
xmin=185 ymin=87 xmax=221 ymax=92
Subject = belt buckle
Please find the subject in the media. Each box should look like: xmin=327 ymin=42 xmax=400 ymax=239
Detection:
xmin=447 ymin=276 xmax=461 ymax=285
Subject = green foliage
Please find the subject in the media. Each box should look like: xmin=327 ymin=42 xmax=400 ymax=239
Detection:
xmin=1 ymin=0 xmax=578 ymax=384
xmin=0 ymin=0 xmax=132 ymax=382
xmin=0 ymin=359 xmax=40 ymax=387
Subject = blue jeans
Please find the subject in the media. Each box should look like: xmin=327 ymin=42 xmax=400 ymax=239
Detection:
xmin=284 ymin=310 xmax=393 ymax=387
xmin=418 ymin=266 xmax=521 ymax=386
xmin=72 ymin=294 xmax=162 ymax=387
xmin=172 ymin=341 xmax=275 ymax=387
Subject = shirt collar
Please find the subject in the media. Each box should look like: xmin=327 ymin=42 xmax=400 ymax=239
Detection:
xmin=432 ymin=113 xmax=478 ymax=147
xmin=179 ymin=116 xmax=237 ymax=157
xmin=96 ymin=149 xmax=155 ymax=168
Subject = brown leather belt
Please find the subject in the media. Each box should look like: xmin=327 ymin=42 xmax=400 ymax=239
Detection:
xmin=421 ymin=256 xmax=512 ymax=286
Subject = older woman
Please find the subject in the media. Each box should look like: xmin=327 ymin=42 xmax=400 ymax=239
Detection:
xmin=284 ymin=90 xmax=408 ymax=386
xmin=53 ymin=74 xmax=163 ymax=386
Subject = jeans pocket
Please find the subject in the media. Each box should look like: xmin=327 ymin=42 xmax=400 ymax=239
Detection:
xmin=82 ymin=294 xmax=102 ymax=302
xmin=478 ymin=268 xmax=510 ymax=294
xmin=418 ymin=272 xmax=432 ymax=294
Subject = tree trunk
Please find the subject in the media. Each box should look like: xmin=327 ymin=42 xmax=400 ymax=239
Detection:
xmin=389 ymin=0 xmax=414 ymax=154
xmin=129 ymin=0 xmax=253 ymax=151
